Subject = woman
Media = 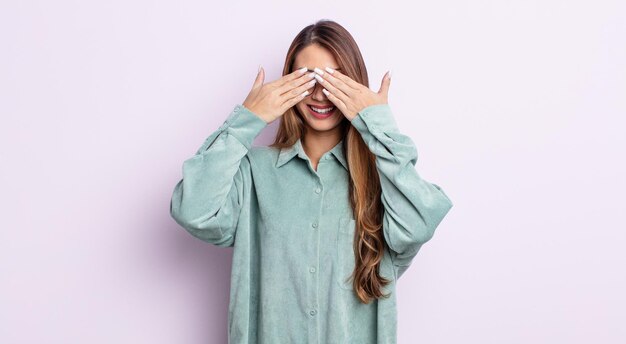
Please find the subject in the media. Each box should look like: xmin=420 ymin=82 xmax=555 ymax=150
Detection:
xmin=170 ymin=19 xmax=453 ymax=344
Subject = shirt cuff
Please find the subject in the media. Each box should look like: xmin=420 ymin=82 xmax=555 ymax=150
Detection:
xmin=350 ymin=104 xmax=399 ymax=134
xmin=220 ymin=104 xmax=268 ymax=149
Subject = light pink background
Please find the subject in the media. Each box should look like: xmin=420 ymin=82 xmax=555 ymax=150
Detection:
xmin=2 ymin=1 xmax=625 ymax=343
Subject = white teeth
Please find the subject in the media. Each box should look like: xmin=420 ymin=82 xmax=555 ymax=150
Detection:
xmin=310 ymin=106 xmax=334 ymax=114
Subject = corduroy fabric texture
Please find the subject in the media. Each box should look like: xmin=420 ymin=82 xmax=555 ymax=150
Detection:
xmin=170 ymin=103 xmax=453 ymax=344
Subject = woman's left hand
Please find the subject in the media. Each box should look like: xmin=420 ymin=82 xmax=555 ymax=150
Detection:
xmin=313 ymin=67 xmax=391 ymax=121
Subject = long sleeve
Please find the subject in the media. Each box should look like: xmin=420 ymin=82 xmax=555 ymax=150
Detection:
xmin=170 ymin=104 xmax=267 ymax=247
xmin=349 ymin=104 xmax=453 ymax=279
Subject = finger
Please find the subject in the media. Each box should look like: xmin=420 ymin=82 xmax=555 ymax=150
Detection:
xmin=321 ymin=87 xmax=348 ymax=115
xmin=281 ymin=83 xmax=314 ymax=111
xmin=252 ymin=66 xmax=265 ymax=89
xmin=316 ymin=73 xmax=350 ymax=104
xmin=279 ymin=76 xmax=317 ymax=104
xmin=322 ymin=67 xmax=363 ymax=91
xmin=275 ymin=66 xmax=310 ymax=87
xmin=277 ymin=71 xmax=316 ymax=96
xmin=378 ymin=71 xmax=391 ymax=95
xmin=313 ymin=68 xmax=356 ymax=97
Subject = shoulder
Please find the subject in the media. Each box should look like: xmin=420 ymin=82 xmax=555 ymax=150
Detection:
xmin=249 ymin=145 xmax=278 ymax=157
xmin=247 ymin=145 xmax=280 ymax=168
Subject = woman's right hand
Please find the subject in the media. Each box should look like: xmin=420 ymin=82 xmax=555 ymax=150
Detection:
xmin=242 ymin=66 xmax=317 ymax=124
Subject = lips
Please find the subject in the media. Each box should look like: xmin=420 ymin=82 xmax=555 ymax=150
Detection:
xmin=307 ymin=104 xmax=335 ymax=114
xmin=306 ymin=104 xmax=337 ymax=119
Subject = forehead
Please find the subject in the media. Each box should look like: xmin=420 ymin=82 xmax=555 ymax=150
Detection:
xmin=293 ymin=43 xmax=340 ymax=70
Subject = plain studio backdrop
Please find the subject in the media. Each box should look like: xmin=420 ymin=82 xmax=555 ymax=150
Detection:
xmin=1 ymin=0 xmax=624 ymax=343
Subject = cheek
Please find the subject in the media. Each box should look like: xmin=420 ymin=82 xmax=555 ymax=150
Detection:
xmin=293 ymin=104 xmax=309 ymax=123
xmin=294 ymin=104 xmax=307 ymax=118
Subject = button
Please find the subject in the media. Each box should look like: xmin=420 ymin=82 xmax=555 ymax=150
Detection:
xmin=309 ymin=309 xmax=317 ymax=316
xmin=315 ymin=187 xmax=321 ymax=194
xmin=311 ymin=221 xmax=318 ymax=228
xmin=309 ymin=267 xmax=316 ymax=273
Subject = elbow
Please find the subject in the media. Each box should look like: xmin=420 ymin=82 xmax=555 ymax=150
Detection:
xmin=409 ymin=193 xmax=454 ymax=245
xmin=427 ymin=183 xmax=453 ymax=229
xmin=406 ymin=221 xmax=436 ymax=246
xmin=170 ymin=201 xmax=195 ymax=231
xmin=432 ymin=183 xmax=453 ymax=211
xmin=174 ymin=213 xmax=232 ymax=246
xmin=170 ymin=198 xmax=229 ymax=245
xmin=384 ymin=184 xmax=453 ymax=260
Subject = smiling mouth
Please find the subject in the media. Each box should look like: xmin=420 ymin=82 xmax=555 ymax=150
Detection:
xmin=307 ymin=104 xmax=335 ymax=114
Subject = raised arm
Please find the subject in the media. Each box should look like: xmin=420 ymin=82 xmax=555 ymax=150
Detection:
xmin=349 ymin=104 xmax=453 ymax=279
xmin=170 ymin=104 xmax=267 ymax=247
xmin=170 ymin=64 xmax=333 ymax=246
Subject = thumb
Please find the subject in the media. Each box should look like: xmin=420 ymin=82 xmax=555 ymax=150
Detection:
xmin=252 ymin=65 xmax=265 ymax=89
xmin=377 ymin=70 xmax=391 ymax=96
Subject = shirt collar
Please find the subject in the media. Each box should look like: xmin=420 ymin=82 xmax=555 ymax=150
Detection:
xmin=276 ymin=137 xmax=348 ymax=171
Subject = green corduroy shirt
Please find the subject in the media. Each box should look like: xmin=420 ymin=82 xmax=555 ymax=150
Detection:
xmin=170 ymin=103 xmax=453 ymax=344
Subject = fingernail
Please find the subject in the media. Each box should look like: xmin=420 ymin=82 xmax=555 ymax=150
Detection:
xmin=258 ymin=64 xmax=261 ymax=72
xmin=314 ymin=74 xmax=324 ymax=83
xmin=307 ymin=72 xmax=316 ymax=78
xmin=308 ymin=79 xmax=316 ymax=87
xmin=388 ymin=70 xmax=392 ymax=79
xmin=325 ymin=66 xmax=335 ymax=74
xmin=301 ymin=90 xmax=310 ymax=97
xmin=298 ymin=66 xmax=308 ymax=74
xmin=314 ymin=67 xmax=324 ymax=75
xmin=322 ymin=88 xmax=330 ymax=96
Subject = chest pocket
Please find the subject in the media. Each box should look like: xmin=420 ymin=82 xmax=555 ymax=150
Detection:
xmin=337 ymin=217 xmax=356 ymax=290
xmin=336 ymin=217 xmax=397 ymax=291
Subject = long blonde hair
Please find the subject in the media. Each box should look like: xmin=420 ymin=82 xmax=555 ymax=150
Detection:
xmin=270 ymin=19 xmax=391 ymax=304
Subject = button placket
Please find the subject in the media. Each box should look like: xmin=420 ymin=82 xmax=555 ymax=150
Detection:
xmin=306 ymin=177 xmax=324 ymax=328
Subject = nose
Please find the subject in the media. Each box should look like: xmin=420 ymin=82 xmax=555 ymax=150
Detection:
xmin=310 ymin=79 xmax=328 ymax=101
